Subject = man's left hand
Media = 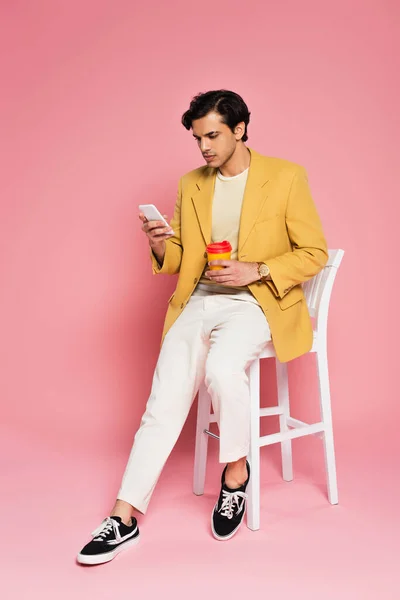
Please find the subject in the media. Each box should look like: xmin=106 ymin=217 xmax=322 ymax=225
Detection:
xmin=205 ymin=260 xmax=262 ymax=287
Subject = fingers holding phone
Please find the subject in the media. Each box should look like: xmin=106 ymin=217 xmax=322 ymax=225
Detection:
xmin=139 ymin=213 xmax=174 ymax=242
xmin=138 ymin=204 xmax=175 ymax=252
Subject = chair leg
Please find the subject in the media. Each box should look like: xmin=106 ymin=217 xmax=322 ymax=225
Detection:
xmin=246 ymin=360 xmax=261 ymax=531
xmin=316 ymin=347 xmax=339 ymax=505
xmin=276 ymin=360 xmax=293 ymax=482
xmin=193 ymin=383 xmax=212 ymax=496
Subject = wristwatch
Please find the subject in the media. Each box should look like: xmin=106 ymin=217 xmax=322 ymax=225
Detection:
xmin=257 ymin=262 xmax=270 ymax=283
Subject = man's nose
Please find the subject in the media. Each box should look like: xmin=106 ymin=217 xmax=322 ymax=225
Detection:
xmin=200 ymin=139 xmax=211 ymax=152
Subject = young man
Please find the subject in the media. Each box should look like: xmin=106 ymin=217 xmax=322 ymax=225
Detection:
xmin=77 ymin=90 xmax=328 ymax=565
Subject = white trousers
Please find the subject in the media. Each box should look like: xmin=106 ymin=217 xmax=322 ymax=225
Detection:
xmin=117 ymin=286 xmax=271 ymax=514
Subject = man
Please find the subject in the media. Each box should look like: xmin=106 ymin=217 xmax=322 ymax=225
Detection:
xmin=77 ymin=90 xmax=328 ymax=564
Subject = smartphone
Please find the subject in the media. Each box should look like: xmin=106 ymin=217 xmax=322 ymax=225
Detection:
xmin=138 ymin=204 xmax=175 ymax=235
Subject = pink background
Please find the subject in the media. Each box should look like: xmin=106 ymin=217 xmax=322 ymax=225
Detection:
xmin=1 ymin=1 xmax=397 ymax=598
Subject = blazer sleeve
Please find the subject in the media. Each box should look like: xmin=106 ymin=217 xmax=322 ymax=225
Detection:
xmin=266 ymin=166 xmax=329 ymax=299
xmin=150 ymin=177 xmax=183 ymax=275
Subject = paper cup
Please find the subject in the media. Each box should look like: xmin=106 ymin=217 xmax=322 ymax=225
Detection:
xmin=206 ymin=241 xmax=232 ymax=270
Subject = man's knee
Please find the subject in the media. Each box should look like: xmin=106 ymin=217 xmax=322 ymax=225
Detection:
xmin=204 ymin=359 xmax=247 ymax=394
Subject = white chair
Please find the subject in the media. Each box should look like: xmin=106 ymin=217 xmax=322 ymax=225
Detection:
xmin=193 ymin=248 xmax=345 ymax=530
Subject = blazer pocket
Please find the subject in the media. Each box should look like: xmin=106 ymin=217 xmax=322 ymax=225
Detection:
xmin=277 ymin=286 xmax=304 ymax=310
xmin=254 ymin=213 xmax=281 ymax=227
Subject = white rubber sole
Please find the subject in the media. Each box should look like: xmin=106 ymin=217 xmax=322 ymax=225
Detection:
xmin=76 ymin=534 xmax=140 ymax=565
xmin=211 ymin=504 xmax=247 ymax=541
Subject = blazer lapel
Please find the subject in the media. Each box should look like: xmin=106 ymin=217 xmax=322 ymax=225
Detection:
xmin=191 ymin=167 xmax=216 ymax=246
xmin=238 ymin=148 xmax=270 ymax=252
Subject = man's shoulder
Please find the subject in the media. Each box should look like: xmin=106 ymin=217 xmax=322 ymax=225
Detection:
xmin=179 ymin=165 xmax=208 ymax=184
xmin=252 ymin=149 xmax=306 ymax=175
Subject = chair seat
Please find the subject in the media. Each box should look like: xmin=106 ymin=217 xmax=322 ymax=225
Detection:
xmin=259 ymin=331 xmax=318 ymax=359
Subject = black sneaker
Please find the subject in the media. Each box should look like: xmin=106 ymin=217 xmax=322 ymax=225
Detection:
xmin=211 ymin=460 xmax=250 ymax=541
xmin=76 ymin=516 xmax=140 ymax=565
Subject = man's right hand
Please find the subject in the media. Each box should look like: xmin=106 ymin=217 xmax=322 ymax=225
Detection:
xmin=138 ymin=212 xmax=174 ymax=250
xmin=139 ymin=212 xmax=174 ymax=268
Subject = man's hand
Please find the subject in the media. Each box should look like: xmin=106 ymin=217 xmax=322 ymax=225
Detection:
xmin=205 ymin=260 xmax=262 ymax=286
xmin=139 ymin=212 xmax=174 ymax=268
xmin=138 ymin=212 xmax=174 ymax=248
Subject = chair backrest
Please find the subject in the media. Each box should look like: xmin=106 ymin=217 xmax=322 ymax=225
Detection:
xmin=301 ymin=249 xmax=345 ymax=335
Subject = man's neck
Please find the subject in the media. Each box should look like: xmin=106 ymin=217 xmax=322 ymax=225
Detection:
xmin=218 ymin=144 xmax=251 ymax=178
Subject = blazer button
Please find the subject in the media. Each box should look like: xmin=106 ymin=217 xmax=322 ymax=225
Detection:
xmin=204 ymin=252 xmax=207 ymax=258
xmin=180 ymin=303 xmax=184 ymax=309
xmin=193 ymin=278 xmax=198 ymax=284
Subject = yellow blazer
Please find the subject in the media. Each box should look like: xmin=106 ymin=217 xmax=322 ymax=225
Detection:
xmin=150 ymin=147 xmax=328 ymax=362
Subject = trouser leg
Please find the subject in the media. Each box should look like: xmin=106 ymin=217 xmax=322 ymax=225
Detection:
xmin=204 ymin=295 xmax=271 ymax=463
xmin=117 ymin=295 xmax=208 ymax=513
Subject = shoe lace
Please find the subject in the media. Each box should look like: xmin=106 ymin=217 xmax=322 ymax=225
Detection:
xmin=91 ymin=517 xmax=121 ymax=542
xmin=218 ymin=490 xmax=247 ymax=520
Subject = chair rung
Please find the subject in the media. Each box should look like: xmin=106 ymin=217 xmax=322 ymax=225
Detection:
xmin=259 ymin=422 xmax=325 ymax=446
xmin=287 ymin=417 xmax=309 ymax=428
xmin=287 ymin=417 xmax=326 ymax=440
xmin=209 ymin=407 xmax=284 ymax=424
xmin=260 ymin=407 xmax=284 ymax=417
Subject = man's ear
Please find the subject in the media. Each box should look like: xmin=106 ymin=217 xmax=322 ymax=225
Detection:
xmin=235 ymin=121 xmax=245 ymax=140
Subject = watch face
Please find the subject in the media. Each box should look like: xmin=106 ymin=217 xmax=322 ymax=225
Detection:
xmin=259 ymin=264 xmax=269 ymax=276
